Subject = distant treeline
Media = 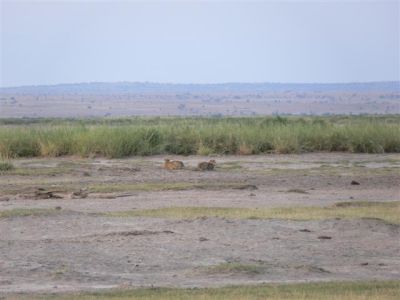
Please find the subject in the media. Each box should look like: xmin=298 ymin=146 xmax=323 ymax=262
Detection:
xmin=0 ymin=116 xmax=399 ymax=158
xmin=1 ymin=81 xmax=399 ymax=95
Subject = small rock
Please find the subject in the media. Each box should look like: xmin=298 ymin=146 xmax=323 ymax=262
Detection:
xmin=55 ymin=206 xmax=62 ymax=210
xmin=351 ymin=180 xmax=360 ymax=185
xmin=199 ymin=237 xmax=209 ymax=242
xmin=0 ymin=197 xmax=10 ymax=202
xmin=249 ymin=193 xmax=256 ymax=197
xmin=318 ymin=235 xmax=332 ymax=240
xmin=349 ymin=196 xmax=354 ymax=199
xmin=299 ymin=229 xmax=312 ymax=233
xmin=360 ymin=262 xmax=369 ymax=266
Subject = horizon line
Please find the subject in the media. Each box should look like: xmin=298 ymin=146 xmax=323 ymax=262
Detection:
xmin=2 ymin=80 xmax=400 ymax=89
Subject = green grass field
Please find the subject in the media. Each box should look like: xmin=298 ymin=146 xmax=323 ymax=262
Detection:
xmin=14 ymin=281 xmax=400 ymax=300
xmin=0 ymin=115 xmax=399 ymax=158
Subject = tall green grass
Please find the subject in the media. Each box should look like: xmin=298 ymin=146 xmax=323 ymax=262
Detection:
xmin=0 ymin=116 xmax=399 ymax=158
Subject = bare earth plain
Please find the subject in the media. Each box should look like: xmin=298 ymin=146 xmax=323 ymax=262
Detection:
xmin=0 ymin=153 xmax=399 ymax=295
xmin=1 ymin=91 xmax=399 ymax=118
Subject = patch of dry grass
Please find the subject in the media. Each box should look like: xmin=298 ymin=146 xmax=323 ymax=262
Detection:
xmin=204 ymin=262 xmax=264 ymax=275
xmin=89 ymin=182 xmax=255 ymax=193
xmin=105 ymin=201 xmax=400 ymax=224
xmin=0 ymin=208 xmax=60 ymax=218
xmin=0 ymin=180 xmax=257 ymax=196
xmin=6 ymin=166 xmax=71 ymax=176
xmin=286 ymin=188 xmax=308 ymax=194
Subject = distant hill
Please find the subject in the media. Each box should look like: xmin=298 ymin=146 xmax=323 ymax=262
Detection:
xmin=1 ymin=81 xmax=399 ymax=95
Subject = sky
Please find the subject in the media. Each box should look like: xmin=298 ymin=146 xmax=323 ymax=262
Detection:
xmin=0 ymin=0 xmax=399 ymax=87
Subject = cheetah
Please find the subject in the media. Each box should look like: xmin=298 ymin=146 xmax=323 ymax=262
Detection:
xmin=198 ymin=159 xmax=216 ymax=171
xmin=164 ymin=159 xmax=184 ymax=170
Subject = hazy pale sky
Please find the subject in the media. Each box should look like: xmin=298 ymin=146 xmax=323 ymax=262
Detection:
xmin=1 ymin=0 xmax=399 ymax=87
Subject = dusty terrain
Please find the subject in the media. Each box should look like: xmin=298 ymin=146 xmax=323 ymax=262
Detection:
xmin=1 ymin=91 xmax=399 ymax=118
xmin=0 ymin=153 xmax=399 ymax=295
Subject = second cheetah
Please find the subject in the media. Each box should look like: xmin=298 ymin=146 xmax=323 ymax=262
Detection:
xmin=198 ymin=159 xmax=216 ymax=171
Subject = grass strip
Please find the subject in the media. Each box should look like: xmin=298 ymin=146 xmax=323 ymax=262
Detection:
xmin=105 ymin=201 xmax=400 ymax=224
xmin=13 ymin=280 xmax=400 ymax=300
xmin=0 ymin=208 xmax=61 ymax=218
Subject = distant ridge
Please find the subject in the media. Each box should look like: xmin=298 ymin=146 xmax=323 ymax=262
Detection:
xmin=1 ymin=81 xmax=399 ymax=94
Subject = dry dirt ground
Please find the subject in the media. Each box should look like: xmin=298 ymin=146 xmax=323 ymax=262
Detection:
xmin=0 ymin=153 xmax=399 ymax=295
xmin=1 ymin=91 xmax=399 ymax=118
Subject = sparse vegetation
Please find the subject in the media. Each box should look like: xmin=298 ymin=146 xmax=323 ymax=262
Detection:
xmin=105 ymin=201 xmax=400 ymax=224
xmin=204 ymin=262 xmax=264 ymax=275
xmin=89 ymin=182 xmax=258 ymax=193
xmin=286 ymin=188 xmax=308 ymax=194
xmin=17 ymin=280 xmax=400 ymax=300
xmin=0 ymin=208 xmax=60 ymax=218
xmin=5 ymin=166 xmax=71 ymax=176
xmin=218 ymin=161 xmax=243 ymax=170
xmin=0 ymin=116 xmax=399 ymax=158
xmin=333 ymin=201 xmax=393 ymax=208
xmin=89 ymin=182 xmax=197 ymax=193
xmin=0 ymin=181 xmax=258 ymax=196
xmin=89 ymin=182 xmax=222 ymax=193
xmin=0 ymin=161 xmax=14 ymax=172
